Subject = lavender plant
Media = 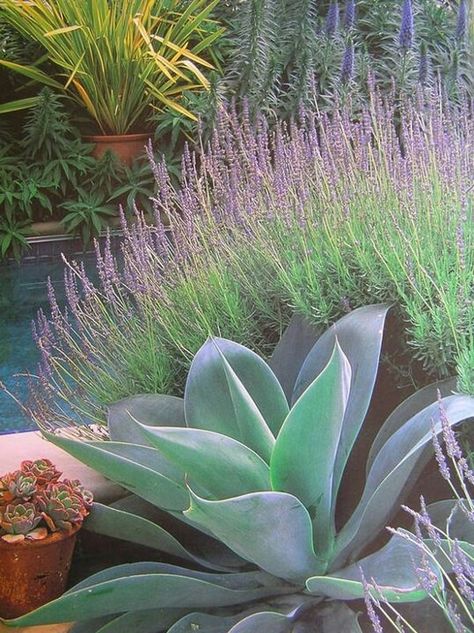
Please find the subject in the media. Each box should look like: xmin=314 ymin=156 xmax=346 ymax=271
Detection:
xmin=27 ymin=88 xmax=473 ymax=435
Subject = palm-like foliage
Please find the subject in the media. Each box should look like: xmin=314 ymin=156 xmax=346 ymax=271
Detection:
xmin=4 ymin=306 xmax=474 ymax=632
xmin=0 ymin=0 xmax=224 ymax=133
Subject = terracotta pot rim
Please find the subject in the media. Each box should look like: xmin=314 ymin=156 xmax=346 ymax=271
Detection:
xmin=0 ymin=524 xmax=81 ymax=550
xmin=84 ymin=132 xmax=152 ymax=142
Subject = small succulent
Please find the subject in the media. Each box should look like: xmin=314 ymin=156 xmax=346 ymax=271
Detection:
xmin=37 ymin=483 xmax=89 ymax=533
xmin=6 ymin=305 xmax=474 ymax=632
xmin=0 ymin=459 xmax=92 ymax=544
xmin=0 ymin=503 xmax=41 ymax=542
xmin=20 ymin=459 xmax=61 ymax=487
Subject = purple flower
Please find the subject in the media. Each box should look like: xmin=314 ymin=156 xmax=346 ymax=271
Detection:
xmin=456 ymin=0 xmax=467 ymax=41
xmin=341 ymin=44 xmax=355 ymax=83
xmin=326 ymin=1 xmax=340 ymax=37
xmin=343 ymin=0 xmax=356 ymax=30
xmin=399 ymin=0 xmax=414 ymax=51
xmin=418 ymin=43 xmax=429 ymax=85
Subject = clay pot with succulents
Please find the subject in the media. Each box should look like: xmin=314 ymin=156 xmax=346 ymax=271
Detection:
xmin=0 ymin=459 xmax=93 ymax=619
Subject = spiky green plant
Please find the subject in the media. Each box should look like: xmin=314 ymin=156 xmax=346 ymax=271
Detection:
xmin=5 ymin=306 xmax=474 ymax=632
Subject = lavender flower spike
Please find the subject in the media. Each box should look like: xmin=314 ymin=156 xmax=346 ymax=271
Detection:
xmin=418 ymin=41 xmax=429 ymax=85
xmin=326 ymin=1 xmax=340 ymax=37
xmin=343 ymin=0 xmax=356 ymax=31
xmin=341 ymin=44 xmax=355 ymax=83
xmin=456 ymin=0 xmax=467 ymax=41
xmin=399 ymin=0 xmax=414 ymax=51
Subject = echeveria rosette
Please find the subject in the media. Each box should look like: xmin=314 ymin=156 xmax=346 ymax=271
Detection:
xmin=21 ymin=458 xmax=61 ymax=487
xmin=0 ymin=473 xmax=17 ymax=507
xmin=0 ymin=503 xmax=42 ymax=543
xmin=37 ymin=483 xmax=90 ymax=533
xmin=4 ymin=305 xmax=474 ymax=633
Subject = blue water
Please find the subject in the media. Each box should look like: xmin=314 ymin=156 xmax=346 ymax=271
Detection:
xmin=0 ymin=258 xmax=87 ymax=434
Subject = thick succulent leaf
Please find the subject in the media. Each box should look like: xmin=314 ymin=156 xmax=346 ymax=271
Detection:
xmin=271 ymin=341 xmax=351 ymax=559
xmin=227 ymin=611 xmax=295 ymax=633
xmin=85 ymin=503 xmax=234 ymax=571
xmin=292 ymin=305 xmax=389 ymax=508
xmin=42 ymin=431 xmax=188 ymax=511
xmin=185 ymin=489 xmax=325 ymax=582
xmin=310 ymin=602 xmax=363 ymax=633
xmin=167 ymin=612 xmax=242 ymax=633
xmin=137 ymin=425 xmax=270 ymax=498
xmin=268 ymin=314 xmax=322 ymax=403
xmin=108 ymin=395 xmax=185 ymax=443
xmin=94 ymin=609 xmax=188 ymax=633
xmin=333 ymin=395 xmax=474 ymax=565
xmin=307 ymin=535 xmax=441 ymax=602
xmin=185 ymin=338 xmax=285 ymax=459
xmin=4 ymin=566 xmax=291 ymax=628
xmin=396 ymin=599 xmax=454 ymax=633
xmin=111 ymin=495 xmax=248 ymax=569
xmin=70 ymin=617 xmax=116 ymax=633
xmin=366 ymin=377 xmax=457 ymax=472
xmin=425 ymin=499 xmax=474 ymax=543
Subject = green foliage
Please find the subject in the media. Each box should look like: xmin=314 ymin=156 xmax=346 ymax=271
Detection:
xmin=6 ymin=307 xmax=474 ymax=631
xmin=61 ymin=190 xmax=116 ymax=247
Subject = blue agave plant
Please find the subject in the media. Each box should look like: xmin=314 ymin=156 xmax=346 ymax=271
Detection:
xmin=4 ymin=305 xmax=474 ymax=632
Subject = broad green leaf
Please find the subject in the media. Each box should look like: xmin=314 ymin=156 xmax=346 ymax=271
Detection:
xmin=292 ymin=305 xmax=390 ymax=510
xmin=185 ymin=489 xmax=325 ymax=582
xmin=228 ymin=611 xmax=294 ymax=633
xmin=185 ymin=338 xmax=288 ymax=459
xmin=366 ymin=377 xmax=457 ymax=472
xmin=85 ymin=503 xmax=234 ymax=571
xmin=137 ymin=425 xmax=270 ymax=498
xmin=425 ymin=499 xmax=474 ymax=543
xmin=271 ymin=341 xmax=351 ymax=560
xmin=42 ymin=432 xmax=188 ymax=511
xmin=333 ymin=395 xmax=474 ymax=566
xmin=95 ymin=609 xmax=188 ymax=633
xmin=307 ymin=535 xmax=441 ymax=602
xmin=268 ymin=314 xmax=321 ymax=403
xmin=108 ymin=394 xmax=185 ymax=444
xmin=2 ymin=573 xmax=290 ymax=627
xmin=70 ymin=617 xmax=116 ymax=633
xmin=167 ymin=612 xmax=242 ymax=633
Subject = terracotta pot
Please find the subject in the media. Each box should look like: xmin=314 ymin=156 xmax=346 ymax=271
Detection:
xmin=84 ymin=133 xmax=152 ymax=166
xmin=0 ymin=526 xmax=80 ymax=619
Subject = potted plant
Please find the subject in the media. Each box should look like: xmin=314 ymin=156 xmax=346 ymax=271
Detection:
xmin=0 ymin=458 xmax=92 ymax=619
xmin=0 ymin=0 xmax=223 ymax=163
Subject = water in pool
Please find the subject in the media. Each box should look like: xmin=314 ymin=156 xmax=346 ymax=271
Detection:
xmin=0 ymin=257 xmax=91 ymax=434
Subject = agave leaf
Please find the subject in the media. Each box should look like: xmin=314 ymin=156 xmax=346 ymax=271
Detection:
xmin=111 ymin=495 xmax=248 ymax=570
xmin=292 ymin=305 xmax=390 ymax=509
xmin=85 ymin=503 xmax=235 ymax=571
xmin=70 ymin=617 xmax=117 ymax=633
xmin=311 ymin=602 xmax=363 ymax=633
xmin=268 ymin=314 xmax=321 ymax=403
xmin=5 ymin=564 xmax=291 ymax=628
xmin=366 ymin=377 xmax=457 ymax=472
xmin=334 ymin=395 xmax=474 ymax=565
xmin=42 ymin=432 xmax=188 ymax=511
xmin=185 ymin=337 xmax=287 ymax=458
xmin=185 ymin=489 xmax=325 ymax=582
xmin=271 ymin=341 xmax=351 ymax=560
xmin=108 ymin=395 xmax=185 ymax=443
xmin=425 ymin=499 xmax=474 ymax=542
xmin=227 ymin=611 xmax=295 ymax=633
xmin=94 ymin=609 xmax=189 ymax=633
xmin=306 ymin=535 xmax=441 ymax=602
xmin=137 ymin=425 xmax=271 ymax=498
xmin=167 ymin=612 xmax=242 ymax=633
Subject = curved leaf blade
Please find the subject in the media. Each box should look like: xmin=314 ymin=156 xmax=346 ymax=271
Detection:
xmin=292 ymin=305 xmax=390 ymax=507
xmin=334 ymin=395 xmax=474 ymax=565
xmin=137 ymin=425 xmax=271 ymax=498
xmin=95 ymin=609 xmax=188 ymax=633
xmin=42 ymin=432 xmax=188 ymax=511
xmin=184 ymin=338 xmax=286 ymax=460
xmin=185 ymin=489 xmax=325 ymax=582
xmin=307 ymin=535 xmax=441 ymax=602
xmin=108 ymin=395 xmax=185 ymax=444
xmin=271 ymin=341 xmax=351 ymax=559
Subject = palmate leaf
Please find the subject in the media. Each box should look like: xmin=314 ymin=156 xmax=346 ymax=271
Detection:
xmin=185 ymin=338 xmax=288 ymax=461
xmin=185 ymin=489 xmax=325 ymax=582
xmin=136 ymin=424 xmax=271 ymax=498
xmin=108 ymin=394 xmax=185 ymax=444
xmin=334 ymin=394 xmax=474 ymax=566
xmin=292 ymin=305 xmax=390 ymax=512
xmin=271 ymin=341 xmax=351 ymax=560
xmin=4 ymin=563 xmax=291 ymax=628
xmin=307 ymin=535 xmax=441 ymax=602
